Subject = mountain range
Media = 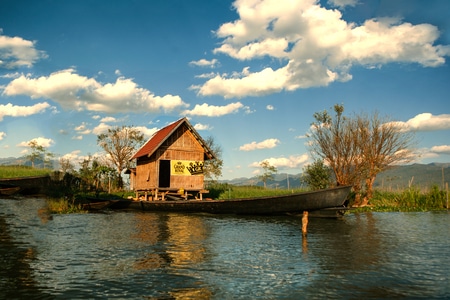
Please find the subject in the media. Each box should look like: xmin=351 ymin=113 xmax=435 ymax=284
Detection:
xmin=221 ymin=163 xmax=450 ymax=191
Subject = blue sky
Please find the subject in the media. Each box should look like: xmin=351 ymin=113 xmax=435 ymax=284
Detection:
xmin=0 ymin=0 xmax=449 ymax=180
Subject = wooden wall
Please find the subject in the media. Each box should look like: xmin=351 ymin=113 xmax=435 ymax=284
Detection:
xmin=134 ymin=124 xmax=206 ymax=190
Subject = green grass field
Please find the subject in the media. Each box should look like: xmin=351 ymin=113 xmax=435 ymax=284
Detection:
xmin=0 ymin=165 xmax=52 ymax=178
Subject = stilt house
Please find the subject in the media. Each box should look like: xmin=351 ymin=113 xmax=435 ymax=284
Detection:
xmin=129 ymin=117 xmax=215 ymax=200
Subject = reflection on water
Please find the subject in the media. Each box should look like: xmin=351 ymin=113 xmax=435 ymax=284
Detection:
xmin=0 ymin=197 xmax=449 ymax=299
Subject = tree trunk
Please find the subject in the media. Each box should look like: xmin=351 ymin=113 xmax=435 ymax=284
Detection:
xmin=361 ymin=176 xmax=376 ymax=207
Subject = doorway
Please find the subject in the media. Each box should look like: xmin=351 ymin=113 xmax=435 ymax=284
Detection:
xmin=159 ymin=160 xmax=170 ymax=188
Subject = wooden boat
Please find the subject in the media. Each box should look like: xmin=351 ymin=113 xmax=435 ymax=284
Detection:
xmin=82 ymin=199 xmax=119 ymax=211
xmin=125 ymin=185 xmax=352 ymax=215
xmin=0 ymin=183 xmax=21 ymax=196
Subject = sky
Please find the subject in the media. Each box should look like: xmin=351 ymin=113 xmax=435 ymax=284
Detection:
xmin=0 ymin=0 xmax=449 ymax=180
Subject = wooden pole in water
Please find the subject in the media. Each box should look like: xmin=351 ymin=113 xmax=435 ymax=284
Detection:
xmin=302 ymin=211 xmax=309 ymax=237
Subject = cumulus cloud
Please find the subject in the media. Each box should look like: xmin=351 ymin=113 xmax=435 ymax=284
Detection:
xmin=92 ymin=122 xmax=111 ymax=135
xmin=135 ymin=126 xmax=159 ymax=139
xmin=3 ymin=69 xmax=189 ymax=113
xmin=266 ymin=105 xmax=275 ymax=110
xmin=391 ymin=113 xmax=450 ymax=131
xmin=100 ymin=116 xmax=117 ymax=123
xmin=194 ymin=123 xmax=212 ymax=131
xmin=74 ymin=122 xmax=91 ymax=135
xmin=183 ymin=102 xmax=243 ymax=117
xmin=239 ymin=138 xmax=280 ymax=151
xmin=189 ymin=58 xmax=219 ymax=68
xmin=250 ymin=154 xmax=309 ymax=169
xmin=430 ymin=145 xmax=450 ymax=154
xmin=0 ymin=132 xmax=6 ymax=140
xmin=17 ymin=136 xmax=54 ymax=148
xmin=0 ymin=30 xmax=47 ymax=68
xmin=0 ymin=102 xmax=50 ymax=121
xmin=192 ymin=0 xmax=450 ymax=98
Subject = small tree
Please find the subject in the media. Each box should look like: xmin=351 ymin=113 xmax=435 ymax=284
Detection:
xmin=302 ymin=159 xmax=332 ymax=190
xmin=59 ymin=157 xmax=75 ymax=174
xmin=259 ymin=160 xmax=277 ymax=188
xmin=203 ymin=136 xmax=224 ymax=182
xmin=97 ymin=126 xmax=144 ymax=189
xmin=27 ymin=140 xmax=53 ymax=168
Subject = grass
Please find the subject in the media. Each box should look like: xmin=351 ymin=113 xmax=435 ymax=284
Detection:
xmin=0 ymin=165 xmax=52 ymax=178
xmin=46 ymin=198 xmax=88 ymax=214
xmin=353 ymin=185 xmax=449 ymax=212
xmin=215 ymin=185 xmax=307 ymax=199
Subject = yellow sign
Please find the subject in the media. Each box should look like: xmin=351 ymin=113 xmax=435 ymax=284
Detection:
xmin=171 ymin=160 xmax=204 ymax=176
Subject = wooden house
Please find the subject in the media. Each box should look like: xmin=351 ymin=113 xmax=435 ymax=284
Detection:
xmin=129 ymin=117 xmax=215 ymax=200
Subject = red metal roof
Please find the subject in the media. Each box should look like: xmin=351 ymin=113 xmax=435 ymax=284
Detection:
xmin=131 ymin=117 xmax=215 ymax=160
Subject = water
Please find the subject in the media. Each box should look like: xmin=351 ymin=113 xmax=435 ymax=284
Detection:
xmin=1 ymin=197 xmax=449 ymax=299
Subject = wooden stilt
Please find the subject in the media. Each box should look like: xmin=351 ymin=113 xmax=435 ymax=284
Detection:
xmin=302 ymin=210 xmax=309 ymax=237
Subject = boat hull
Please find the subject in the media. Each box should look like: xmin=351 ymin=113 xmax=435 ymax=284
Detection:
xmin=125 ymin=185 xmax=352 ymax=215
xmin=0 ymin=184 xmax=21 ymax=196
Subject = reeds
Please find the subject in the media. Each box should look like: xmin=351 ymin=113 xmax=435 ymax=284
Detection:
xmin=46 ymin=198 xmax=87 ymax=214
xmin=359 ymin=184 xmax=448 ymax=212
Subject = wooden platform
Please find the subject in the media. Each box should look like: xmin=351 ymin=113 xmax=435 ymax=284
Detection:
xmin=135 ymin=188 xmax=209 ymax=201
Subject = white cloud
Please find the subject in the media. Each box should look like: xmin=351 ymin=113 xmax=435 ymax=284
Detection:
xmin=3 ymin=69 xmax=189 ymax=113
xmin=250 ymin=154 xmax=309 ymax=169
xmin=0 ymin=30 xmax=47 ymax=68
xmin=192 ymin=0 xmax=450 ymax=98
xmin=266 ymin=104 xmax=274 ymax=110
xmin=430 ymin=145 xmax=450 ymax=154
xmin=92 ymin=122 xmax=111 ymax=135
xmin=183 ymin=102 xmax=244 ymax=117
xmin=17 ymin=136 xmax=54 ymax=148
xmin=135 ymin=126 xmax=158 ymax=138
xmin=0 ymin=132 xmax=6 ymax=140
xmin=328 ymin=0 xmax=358 ymax=8
xmin=0 ymin=102 xmax=50 ymax=121
xmin=74 ymin=122 xmax=91 ymax=135
xmin=189 ymin=58 xmax=219 ymax=68
xmin=194 ymin=123 xmax=212 ymax=131
xmin=391 ymin=113 xmax=450 ymax=131
xmin=239 ymin=138 xmax=280 ymax=151
xmin=100 ymin=116 xmax=117 ymax=123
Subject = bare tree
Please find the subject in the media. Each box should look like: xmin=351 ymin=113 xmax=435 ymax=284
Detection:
xmin=259 ymin=160 xmax=277 ymax=188
xmin=308 ymin=104 xmax=415 ymax=206
xmin=59 ymin=157 xmax=75 ymax=174
xmin=97 ymin=126 xmax=144 ymax=189
xmin=309 ymin=104 xmax=362 ymax=191
xmin=355 ymin=112 xmax=415 ymax=206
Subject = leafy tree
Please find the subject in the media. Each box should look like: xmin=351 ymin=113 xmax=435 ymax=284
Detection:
xmin=97 ymin=126 xmax=144 ymax=189
xmin=259 ymin=160 xmax=277 ymax=188
xmin=27 ymin=140 xmax=53 ymax=168
xmin=302 ymin=159 xmax=332 ymax=190
xmin=308 ymin=104 xmax=415 ymax=206
xmin=203 ymin=136 xmax=224 ymax=182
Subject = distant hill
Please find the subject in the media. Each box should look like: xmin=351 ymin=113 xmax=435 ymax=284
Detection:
xmin=1 ymin=157 xmax=449 ymax=190
xmin=221 ymin=163 xmax=450 ymax=190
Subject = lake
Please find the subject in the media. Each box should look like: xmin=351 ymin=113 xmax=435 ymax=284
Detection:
xmin=1 ymin=197 xmax=449 ymax=299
